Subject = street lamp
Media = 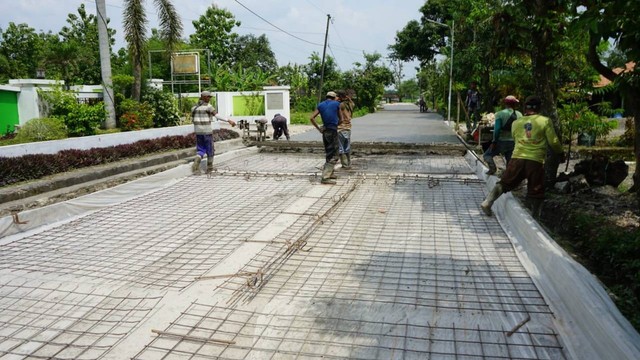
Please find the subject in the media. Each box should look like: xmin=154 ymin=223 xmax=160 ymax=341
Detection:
xmin=424 ymin=19 xmax=454 ymax=122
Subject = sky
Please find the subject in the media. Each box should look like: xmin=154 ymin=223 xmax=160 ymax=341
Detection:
xmin=0 ymin=0 xmax=426 ymax=79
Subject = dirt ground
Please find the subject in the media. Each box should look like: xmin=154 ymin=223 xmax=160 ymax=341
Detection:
xmin=539 ymin=162 xmax=639 ymax=233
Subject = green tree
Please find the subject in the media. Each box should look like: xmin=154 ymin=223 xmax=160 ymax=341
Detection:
xmin=398 ymin=79 xmax=420 ymax=102
xmin=189 ymin=4 xmax=240 ymax=69
xmin=210 ymin=63 xmax=276 ymax=92
xmin=58 ymin=4 xmax=114 ymax=85
xmin=578 ymin=0 xmax=640 ymax=198
xmin=123 ymin=0 xmax=183 ymax=101
xmin=305 ymin=52 xmax=341 ymax=99
xmin=277 ymin=63 xmax=310 ymax=110
xmin=0 ymin=23 xmax=46 ymax=81
xmin=342 ymin=52 xmax=394 ymax=112
xmin=230 ymin=34 xmax=277 ymax=74
xmin=42 ymin=38 xmax=80 ymax=89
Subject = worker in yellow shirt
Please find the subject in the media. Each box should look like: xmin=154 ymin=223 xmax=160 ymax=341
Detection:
xmin=481 ymin=95 xmax=565 ymax=218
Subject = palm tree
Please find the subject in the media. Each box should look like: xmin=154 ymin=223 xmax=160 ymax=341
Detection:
xmin=95 ymin=0 xmax=116 ymax=128
xmin=123 ymin=0 xmax=183 ymax=101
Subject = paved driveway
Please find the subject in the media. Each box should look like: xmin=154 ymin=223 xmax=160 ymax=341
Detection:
xmin=292 ymin=103 xmax=459 ymax=144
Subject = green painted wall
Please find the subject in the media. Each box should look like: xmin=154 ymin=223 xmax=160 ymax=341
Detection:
xmin=0 ymin=91 xmax=19 ymax=135
xmin=232 ymin=95 xmax=265 ymax=116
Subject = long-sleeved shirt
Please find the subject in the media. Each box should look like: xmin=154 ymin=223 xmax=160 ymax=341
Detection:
xmin=511 ymin=114 xmax=563 ymax=163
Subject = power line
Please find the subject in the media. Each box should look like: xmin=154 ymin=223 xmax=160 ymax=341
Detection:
xmin=304 ymin=0 xmax=326 ymax=15
xmin=233 ymin=0 xmax=323 ymax=47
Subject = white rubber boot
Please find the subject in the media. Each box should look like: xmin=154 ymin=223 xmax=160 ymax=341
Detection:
xmin=481 ymin=183 xmax=503 ymax=216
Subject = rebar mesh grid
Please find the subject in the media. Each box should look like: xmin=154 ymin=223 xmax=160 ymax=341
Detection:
xmin=133 ymin=302 xmax=567 ymax=360
xmin=219 ymin=180 xmax=549 ymax=316
xmin=0 ymin=278 xmax=162 ymax=359
xmin=0 ymin=152 xmax=572 ymax=359
xmin=0 ymin=176 xmax=313 ymax=290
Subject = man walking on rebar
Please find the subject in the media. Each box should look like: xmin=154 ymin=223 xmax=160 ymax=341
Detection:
xmin=481 ymin=95 xmax=564 ymax=218
xmin=310 ymin=91 xmax=342 ymax=184
xmin=191 ymin=91 xmax=236 ymax=174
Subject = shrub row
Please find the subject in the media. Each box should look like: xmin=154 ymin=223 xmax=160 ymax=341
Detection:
xmin=0 ymin=129 xmax=238 ymax=187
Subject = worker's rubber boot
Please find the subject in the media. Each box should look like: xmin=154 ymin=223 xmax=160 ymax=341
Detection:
xmin=481 ymin=183 xmax=504 ymax=216
xmin=485 ymin=163 xmax=497 ymax=176
xmin=529 ymin=198 xmax=544 ymax=219
xmin=321 ymin=163 xmax=336 ymax=184
xmin=346 ymin=154 xmax=351 ymax=168
xmin=192 ymin=155 xmax=202 ymax=175
xmin=206 ymin=157 xmax=214 ymax=174
xmin=340 ymin=154 xmax=348 ymax=168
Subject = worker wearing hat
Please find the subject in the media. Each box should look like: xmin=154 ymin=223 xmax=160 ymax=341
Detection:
xmin=191 ymin=91 xmax=236 ymax=174
xmin=310 ymin=91 xmax=343 ymax=184
xmin=483 ymin=95 xmax=522 ymax=175
xmin=481 ymin=95 xmax=565 ymax=218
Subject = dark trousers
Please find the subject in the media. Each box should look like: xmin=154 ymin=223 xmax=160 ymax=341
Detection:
xmin=272 ymin=119 xmax=289 ymax=140
xmin=322 ymin=129 xmax=339 ymax=164
xmin=483 ymin=140 xmax=515 ymax=168
xmin=467 ymin=106 xmax=481 ymax=130
xmin=499 ymin=158 xmax=545 ymax=199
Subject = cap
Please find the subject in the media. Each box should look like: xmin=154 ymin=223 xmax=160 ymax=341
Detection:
xmin=201 ymin=91 xmax=212 ymax=97
xmin=326 ymin=91 xmax=337 ymax=98
xmin=504 ymin=95 xmax=519 ymax=103
xmin=524 ymin=95 xmax=542 ymax=107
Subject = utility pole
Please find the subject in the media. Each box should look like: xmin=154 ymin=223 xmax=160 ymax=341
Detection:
xmin=95 ymin=0 xmax=116 ymax=129
xmin=317 ymin=14 xmax=331 ymax=103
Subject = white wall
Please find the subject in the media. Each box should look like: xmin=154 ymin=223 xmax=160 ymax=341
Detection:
xmin=9 ymin=79 xmax=61 ymax=124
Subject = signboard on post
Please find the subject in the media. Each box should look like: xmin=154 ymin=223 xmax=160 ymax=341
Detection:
xmin=172 ymin=53 xmax=199 ymax=75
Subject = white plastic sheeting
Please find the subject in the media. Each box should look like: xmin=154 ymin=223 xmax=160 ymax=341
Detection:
xmin=467 ymin=151 xmax=640 ymax=360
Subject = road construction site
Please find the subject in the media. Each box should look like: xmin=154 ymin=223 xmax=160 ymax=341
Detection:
xmin=0 ymin=104 xmax=638 ymax=359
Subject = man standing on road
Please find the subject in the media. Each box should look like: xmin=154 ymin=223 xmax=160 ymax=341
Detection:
xmin=483 ymin=95 xmax=522 ymax=175
xmin=271 ymin=113 xmax=290 ymax=141
xmin=310 ymin=91 xmax=342 ymax=184
xmin=481 ymin=95 xmax=564 ymax=218
xmin=191 ymin=91 xmax=236 ymax=175
xmin=337 ymin=89 xmax=355 ymax=170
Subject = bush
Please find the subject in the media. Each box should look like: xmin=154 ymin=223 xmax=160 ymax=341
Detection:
xmin=39 ymin=88 xmax=105 ymax=137
xmin=118 ymin=99 xmax=154 ymax=131
xmin=290 ymin=112 xmax=312 ymax=125
xmin=14 ymin=117 xmax=68 ymax=142
xmin=65 ymin=103 xmax=105 ymax=137
xmin=142 ymin=88 xmax=181 ymax=128
xmin=0 ymin=129 xmax=239 ymax=187
xmin=293 ymin=96 xmax=318 ymax=112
